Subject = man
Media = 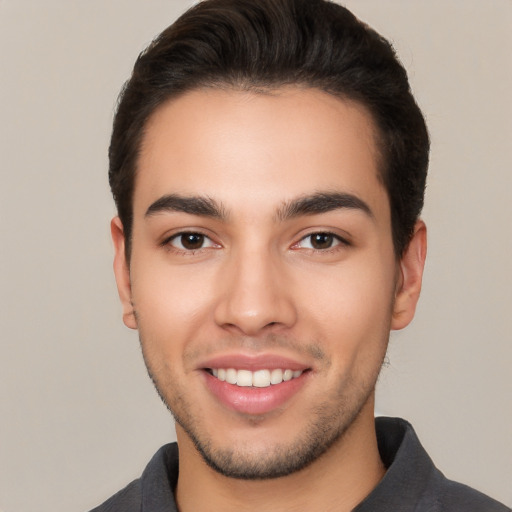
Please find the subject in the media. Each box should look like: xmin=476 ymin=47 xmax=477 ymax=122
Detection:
xmin=92 ymin=0 xmax=509 ymax=510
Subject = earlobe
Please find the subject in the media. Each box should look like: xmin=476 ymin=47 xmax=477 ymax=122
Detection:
xmin=111 ymin=217 xmax=138 ymax=330
xmin=391 ymin=220 xmax=427 ymax=331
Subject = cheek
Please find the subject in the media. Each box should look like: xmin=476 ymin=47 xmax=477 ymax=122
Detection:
xmin=130 ymin=259 xmax=217 ymax=351
xmin=298 ymin=257 xmax=396 ymax=353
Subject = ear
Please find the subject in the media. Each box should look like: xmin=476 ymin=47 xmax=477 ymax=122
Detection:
xmin=391 ymin=220 xmax=427 ymax=330
xmin=111 ymin=217 xmax=138 ymax=330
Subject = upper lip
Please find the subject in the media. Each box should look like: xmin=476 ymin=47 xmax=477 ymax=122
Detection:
xmin=197 ymin=353 xmax=311 ymax=372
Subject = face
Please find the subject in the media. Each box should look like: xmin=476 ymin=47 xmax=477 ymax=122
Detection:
xmin=112 ymin=87 xmax=425 ymax=479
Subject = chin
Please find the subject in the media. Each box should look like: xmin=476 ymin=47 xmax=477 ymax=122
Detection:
xmin=172 ymin=385 xmax=374 ymax=480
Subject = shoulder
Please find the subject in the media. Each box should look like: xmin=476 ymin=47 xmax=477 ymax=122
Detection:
xmin=431 ymin=476 xmax=511 ymax=511
xmin=88 ymin=479 xmax=141 ymax=512
xmin=368 ymin=417 xmax=511 ymax=512
xmin=88 ymin=443 xmax=180 ymax=512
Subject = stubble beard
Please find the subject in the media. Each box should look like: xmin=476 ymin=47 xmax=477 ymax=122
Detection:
xmin=172 ymin=379 xmax=376 ymax=480
xmin=140 ymin=337 xmax=386 ymax=481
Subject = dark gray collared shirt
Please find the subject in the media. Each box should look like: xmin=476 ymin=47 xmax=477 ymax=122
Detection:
xmin=90 ymin=417 xmax=510 ymax=511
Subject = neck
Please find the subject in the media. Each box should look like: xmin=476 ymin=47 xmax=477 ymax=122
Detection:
xmin=175 ymin=398 xmax=385 ymax=512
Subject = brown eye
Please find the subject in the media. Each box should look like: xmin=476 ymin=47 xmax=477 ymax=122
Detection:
xmin=294 ymin=232 xmax=347 ymax=251
xmin=168 ymin=232 xmax=216 ymax=251
xmin=310 ymin=233 xmax=335 ymax=249
xmin=180 ymin=233 xmax=204 ymax=249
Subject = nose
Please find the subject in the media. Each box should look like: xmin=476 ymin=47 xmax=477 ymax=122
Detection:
xmin=213 ymin=246 xmax=297 ymax=336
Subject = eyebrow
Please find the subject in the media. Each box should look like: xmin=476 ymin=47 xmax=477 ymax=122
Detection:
xmin=144 ymin=191 xmax=373 ymax=222
xmin=275 ymin=191 xmax=374 ymax=221
xmin=145 ymin=194 xmax=227 ymax=220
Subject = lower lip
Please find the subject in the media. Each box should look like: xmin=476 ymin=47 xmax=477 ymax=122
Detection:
xmin=203 ymin=371 xmax=308 ymax=415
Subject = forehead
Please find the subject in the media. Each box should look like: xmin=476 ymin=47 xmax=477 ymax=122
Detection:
xmin=135 ymin=87 xmax=387 ymax=220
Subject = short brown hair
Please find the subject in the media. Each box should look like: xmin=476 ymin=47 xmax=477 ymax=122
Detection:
xmin=109 ymin=0 xmax=429 ymax=259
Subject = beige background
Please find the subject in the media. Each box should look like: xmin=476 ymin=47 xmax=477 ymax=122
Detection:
xmin=1 ymin=1 xmax=511 ymax=511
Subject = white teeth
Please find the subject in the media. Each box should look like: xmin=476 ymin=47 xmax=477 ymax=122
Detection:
xmin=270 ymin=369 xmax=283 ymax=385
xmin=210 ymin=368 xmax=303 ymax=387
xmin=252 ymin=369 xmax=271 ymax=388
xmin=225 ymin=368 xmax=237 ymax=385
xmin=236 ymin=370 xmax=253 ymax=387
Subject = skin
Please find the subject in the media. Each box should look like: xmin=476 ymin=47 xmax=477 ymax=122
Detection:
xmin=112 ymin=87 xmax=426 ymax=512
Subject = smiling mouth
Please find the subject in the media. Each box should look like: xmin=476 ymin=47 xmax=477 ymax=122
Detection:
xmin=207 ymin=368 xmax=305 ymax=388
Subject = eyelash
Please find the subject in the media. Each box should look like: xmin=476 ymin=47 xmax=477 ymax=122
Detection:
xmin=161 ymin=231 xmax=220 ymax=254
xmin=162 ymin=231 xmax=350 ymax=254
xmin=292 ymin=231 xmax=351 ymax=253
